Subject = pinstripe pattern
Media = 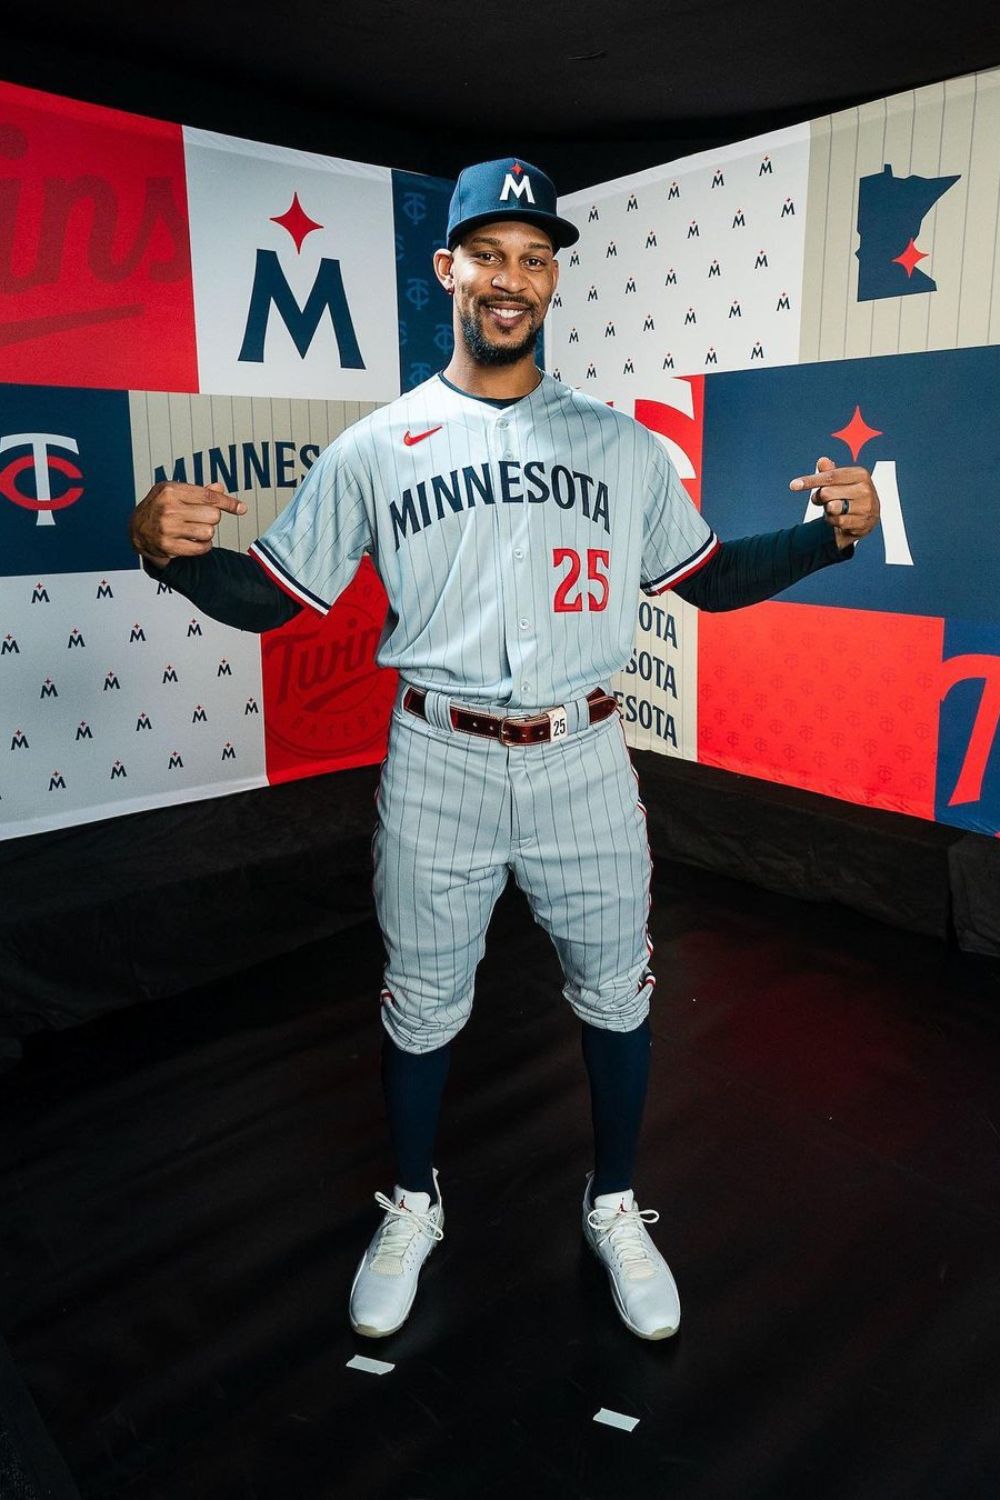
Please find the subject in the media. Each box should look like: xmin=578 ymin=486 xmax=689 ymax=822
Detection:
xmin=127 ymin=391 xmax=381 ymax=559
xmin=248 ymin=366 xmax=707 ymax=1047
xmin=800 ymin=68 xmax=1000 ymax=364
xmin=250 ymin=372 xmax=715 ymax=711
xmin=374 ymin=704 xmax=654 ymax=1054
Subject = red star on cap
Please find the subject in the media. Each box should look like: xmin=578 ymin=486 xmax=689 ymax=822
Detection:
xmin=831 ymin=405 xmax=883 ymax=462
xmin=270 ymin=193 xmax=324 ymax=254
xmin=892 ymin=238 xmax=928 ymax=278
xmin=512 ymin=161 xmax=523 ymax=175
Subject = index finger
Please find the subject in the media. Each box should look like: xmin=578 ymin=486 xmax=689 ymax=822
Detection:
xmin=188 ymin=484 xmax=246 ymax=516
xmin=789 ymin=468 xmax=860 ymax=492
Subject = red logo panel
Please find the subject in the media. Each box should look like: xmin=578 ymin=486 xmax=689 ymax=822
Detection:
xmin=261 ymin=557 xmax=397 ymax=783
xmin=0 ymin=81 xmax=197 ymax=392
xmin=698 ymin=601 xmax=944 ymax=819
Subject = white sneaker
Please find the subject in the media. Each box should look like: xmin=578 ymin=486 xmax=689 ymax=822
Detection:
xmin=582 ymin=1173 xmax=681 ymax=1340
xmin=349 ymin=1171 xmax=444 ymax=1338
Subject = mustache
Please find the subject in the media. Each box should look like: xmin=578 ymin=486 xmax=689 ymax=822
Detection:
xmin=479 ymin=297 xmax=533 ymax=310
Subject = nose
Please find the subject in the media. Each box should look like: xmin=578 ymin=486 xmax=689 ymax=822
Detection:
xmin=491 ymin=264 xmax=527 ymax=293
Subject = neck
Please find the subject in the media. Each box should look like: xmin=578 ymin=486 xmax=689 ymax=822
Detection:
xmin=442 ymin=346 xmax=542 ymax=401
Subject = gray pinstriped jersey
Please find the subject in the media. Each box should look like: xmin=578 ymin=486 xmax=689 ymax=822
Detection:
xmin=250 ymin=372 xmax=717 ymax=711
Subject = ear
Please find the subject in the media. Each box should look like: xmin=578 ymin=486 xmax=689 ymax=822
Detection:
xmin=433 ymin=247 xmax=456 ymax=294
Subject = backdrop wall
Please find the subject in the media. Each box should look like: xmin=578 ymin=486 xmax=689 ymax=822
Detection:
xmin=3 ymin=70 xmax=999 ymax=844
xmin=552 ymin=69 xmax=1000 ymax=837
xmin=0 ymin=81 xmax=453 ymax=837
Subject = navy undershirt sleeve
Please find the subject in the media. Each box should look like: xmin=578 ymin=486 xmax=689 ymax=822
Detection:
xmin=672 ymin=519 xmax=852 ymax=612
xmin=143 ymin=519 xmax=850 ymax=632
xmin=143 ymin=549 xmax=304 ymax=632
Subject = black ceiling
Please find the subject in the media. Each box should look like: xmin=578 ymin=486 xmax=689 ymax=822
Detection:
xmin=5 ymin=1 xmax=1000 ymax=191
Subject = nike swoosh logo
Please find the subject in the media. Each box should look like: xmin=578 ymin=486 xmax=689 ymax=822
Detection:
xmin=403 ymin=426 xmax=443 ymax=447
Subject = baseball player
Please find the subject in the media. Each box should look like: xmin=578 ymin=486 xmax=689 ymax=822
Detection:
xmin=130 ymin=159 xmax=880 ymax=1343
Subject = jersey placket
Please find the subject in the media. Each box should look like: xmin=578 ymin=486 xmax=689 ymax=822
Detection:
xmin=494 ymin=406 xmax=537 ymax=710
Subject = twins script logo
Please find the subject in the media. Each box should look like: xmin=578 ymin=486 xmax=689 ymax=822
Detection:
xmin=0 ymin=432 xmax=83 ymax=527
xmin=0 ymin=87 xmax=197 ymax=390
xmin=261 ymin=557 xmax=396 ymax=779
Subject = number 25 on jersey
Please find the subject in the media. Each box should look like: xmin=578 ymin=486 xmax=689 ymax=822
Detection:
xmin=552 ymin=547 xmax=610 ymax=613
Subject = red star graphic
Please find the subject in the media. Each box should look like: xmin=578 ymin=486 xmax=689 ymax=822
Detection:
xmin=512 ymin=161 xmax=523 ymax=175
xmin=270 ymin=193 xmax=324 ymax=254
xmin=831 ymin=405 xmax=883 ymax=462
xmin=892 ymin=238 xmax=928 ymax=278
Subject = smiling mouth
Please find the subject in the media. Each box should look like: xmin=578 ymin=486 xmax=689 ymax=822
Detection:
xmin=483 ymin=303 xmax=532 ymax=331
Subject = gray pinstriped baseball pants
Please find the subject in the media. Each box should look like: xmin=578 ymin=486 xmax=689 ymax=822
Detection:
xmin=373 ymin=684 xmax=655 ymax=1055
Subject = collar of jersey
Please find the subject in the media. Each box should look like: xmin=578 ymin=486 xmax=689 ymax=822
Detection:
xmin=437 ymin=370 xmax=548 ymax=410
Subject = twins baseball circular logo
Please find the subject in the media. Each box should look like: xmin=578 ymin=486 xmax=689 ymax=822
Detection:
xmin=262 ymin=559 xmax=397 ymax=767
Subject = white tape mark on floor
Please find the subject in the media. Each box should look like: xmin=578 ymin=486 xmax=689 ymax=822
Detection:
xmin=593 ymin=1407 xmax=640 ymax=1433
xmin=347 ymin=1354 xmax=395 ymax=1376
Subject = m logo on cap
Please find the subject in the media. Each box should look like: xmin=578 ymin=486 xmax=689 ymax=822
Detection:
xmin=500 ymin=168 xmax=535 ymax=204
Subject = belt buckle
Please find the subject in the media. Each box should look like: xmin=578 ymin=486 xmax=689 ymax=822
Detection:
xmin=499 ymin=715 xmax=519 ymax=746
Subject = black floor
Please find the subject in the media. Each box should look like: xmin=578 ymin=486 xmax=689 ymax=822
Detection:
xmin=2 ymin=865 xmax=999 ymax=1500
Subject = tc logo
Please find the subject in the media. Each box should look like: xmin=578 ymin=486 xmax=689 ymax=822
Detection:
xmin=406 ymin=278 xmax=431 ymax=312
xmin=0 ymin=433 xmax=83 ymax=527
xmin=401 ymin=191 xmax=428 ymax=227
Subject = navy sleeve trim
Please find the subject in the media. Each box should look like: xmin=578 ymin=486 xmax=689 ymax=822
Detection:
xmin=249 ymin=540 xmax=331 ymax=615
xmin=642 ymin=531 xmax=721 ymax=595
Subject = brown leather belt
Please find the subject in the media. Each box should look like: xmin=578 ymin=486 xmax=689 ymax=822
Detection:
xmin=402 ymin=686 xmax=618 ymax=745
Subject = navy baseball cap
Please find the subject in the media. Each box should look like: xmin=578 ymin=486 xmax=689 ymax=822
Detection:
xmin=446 ymin=158 xmax=579 ymax=251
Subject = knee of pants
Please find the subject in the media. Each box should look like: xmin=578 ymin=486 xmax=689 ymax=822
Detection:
xmin=378 ymin=980 xmax=474 ymax=1056
xmin=563 ymin=968 xmax=655 ymax=1034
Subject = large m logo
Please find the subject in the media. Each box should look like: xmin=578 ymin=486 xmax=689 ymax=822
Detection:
xmin=238 ymin=250 xmax=365 ymax=368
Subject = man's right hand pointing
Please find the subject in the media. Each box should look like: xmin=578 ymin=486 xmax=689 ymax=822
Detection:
xmin=129 ymin=480 xmax=247 ymax=568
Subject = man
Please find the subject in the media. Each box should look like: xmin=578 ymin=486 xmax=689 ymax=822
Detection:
xmin=130 ymin=158 xmax=880 ymax=1343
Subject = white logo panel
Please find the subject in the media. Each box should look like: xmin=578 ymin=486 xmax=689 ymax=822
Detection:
xmin=549 ymin=124 xmax=810 ymax=398
xmin=185 ymin=129 xmax=399 ymax=402
xmin=0 ymin=570 xmax=266 ymax=839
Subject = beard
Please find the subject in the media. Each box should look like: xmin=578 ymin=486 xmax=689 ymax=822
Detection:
xmin=458 ymin=301 xmax=540 ymax=366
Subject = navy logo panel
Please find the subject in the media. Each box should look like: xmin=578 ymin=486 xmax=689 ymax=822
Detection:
xmin=701 ymin=345 xmax=999 ymax=623
xmin=392 ymin=170 xmax=455 ymax=393
xmin=936 ymin=619 xmax=1000 ymax=836
xmin=0 ymin=385 xmax=137 ymax=577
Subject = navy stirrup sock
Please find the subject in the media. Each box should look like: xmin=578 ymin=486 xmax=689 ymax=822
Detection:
xmin=380 ymin=1034 xmax=452 ymax=1196
xmin=581 ymin=1017 xmax=652 ymax=1199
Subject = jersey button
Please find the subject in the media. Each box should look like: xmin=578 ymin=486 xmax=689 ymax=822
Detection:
xmin=513 ymin=548 xmax=524 ymax=560
xmin=519 ymin=618 xmax=529 ymax=630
